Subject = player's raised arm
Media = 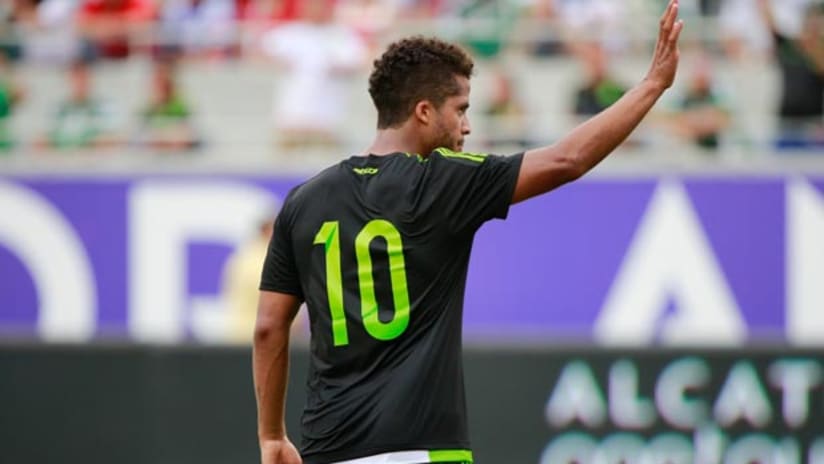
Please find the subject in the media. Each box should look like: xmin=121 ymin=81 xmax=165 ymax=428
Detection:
xmin=511 ymin=0 xmax=684 ymax=204
xmin=254 ymin=290 xmax=303 ymax=464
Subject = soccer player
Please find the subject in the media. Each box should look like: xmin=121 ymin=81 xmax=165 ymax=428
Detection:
xmin=253 ymin=1 xmax=683 ymax=463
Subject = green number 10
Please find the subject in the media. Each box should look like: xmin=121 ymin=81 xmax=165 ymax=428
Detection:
xmin=313 ymin=220 xmax=411 ymax=346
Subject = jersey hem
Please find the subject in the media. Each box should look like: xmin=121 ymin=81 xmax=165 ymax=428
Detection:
xmin=301 ymin=443 xmax=472 ymax=464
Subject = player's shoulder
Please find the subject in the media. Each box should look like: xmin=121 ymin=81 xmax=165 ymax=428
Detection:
xmin=278 ymin=164 xmax=337 ymax=209
xmin=297 ymin=160 xmax=352 ymax=191
xmin=429 ymin=147 xmax=494 ymax=167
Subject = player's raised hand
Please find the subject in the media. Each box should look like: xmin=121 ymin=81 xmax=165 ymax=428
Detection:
xmin=260 ymin=437 xmax=302 ymax=464
xmin=645 ymin=0 xmax=684 ymax=91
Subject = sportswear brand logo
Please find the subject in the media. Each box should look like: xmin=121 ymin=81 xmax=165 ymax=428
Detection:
xmin=353 ymin=167 xmax=379 ymax=175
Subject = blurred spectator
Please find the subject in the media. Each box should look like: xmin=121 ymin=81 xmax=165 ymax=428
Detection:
xmin=0 ymin=52 xmax=24 ymax=152
xmin=18 ymin=0 xmax=81 ymax=65
xmin=396 ymin=0 xmax=450 ymax=18
xmin=719 ymin=0 xmax=768 ymax=59
xmin=0 ymin=0 xmax=35 ymax=63
xmin=135 ymin=57 xmax=202 ymax=152
xmin=221 ymin=216 xmax=274 ymax=343
xmin=259 ymin=0 xmax=367 ymax=151
xmin=156 ymin=0 xmax=238 ymax=60
xmin=77 ymin=0 xmax=155 ymax=61
xmin=237 ymin=0 xmax=299 ymax=22
xmin=571 ymin=41 xmax=627 ymax=117
xmin=528 ymin=0 xmax=564 ymax=57
xmin=335 ymin=0 xmax=398 ymax=53
xmin=719 ymin=0 xmax=816 ymax=60
xmin=237 ymin=0 xmax=300 ymax=54
xmin=657 ymin=0 xmax=720 ymax=18
xmin=40 ymin=59 xmax=122 ymax=151
xmin=457 ymin=0 xmax=521 ymax=60
xmin=482 ymin=69 xmax=530 ymax=150
xmin=556 ymin=0 xmax=628 ymax=52
xmin=665 ymin=54 xmax=732 ymax=151
xmin=221 ymin=213 xmax=306 ymax=343
xmin=758 ymin=0 xmax=824 ymax=149
xmin=696 ymin=0 xmax=723 ymax=15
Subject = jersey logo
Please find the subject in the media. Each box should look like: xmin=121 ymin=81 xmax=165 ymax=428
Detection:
xmin=353 ymin=167 xmax=379 ymax=175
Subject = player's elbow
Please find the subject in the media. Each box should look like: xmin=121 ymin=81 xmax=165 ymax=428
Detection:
xmin=254 ymin=291 xmax=300 ymax=345
xmin=253 ymin=319 xmax=274 ymax=345
xmin=551 ymin=152 xmax=587 ymax=184
xmin=517 ymin=149 xmax=588 ymax=202
xmin=253 ymin=312 xmax=288 ymax=346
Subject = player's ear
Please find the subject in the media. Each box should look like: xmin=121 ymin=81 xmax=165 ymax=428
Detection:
xmin=413 ymin=100 xmax=434 ymax=126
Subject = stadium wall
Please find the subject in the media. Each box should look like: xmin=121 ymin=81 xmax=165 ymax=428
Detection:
xmin=2 ymin=345 xmax=822 ymax=464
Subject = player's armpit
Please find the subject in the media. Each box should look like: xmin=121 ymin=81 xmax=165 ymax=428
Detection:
xmin=256 ymin=290 xmax=302 ymax=337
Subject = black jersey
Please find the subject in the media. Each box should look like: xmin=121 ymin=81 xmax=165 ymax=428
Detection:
xmin=260 ymin=148 xmax=523 ymax=464
xmin=774 ymin=32 xmax=824 ymax=119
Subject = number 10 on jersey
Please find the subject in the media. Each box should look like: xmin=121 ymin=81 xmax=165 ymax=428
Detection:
xmin=313 ymin=220 xmax=411 ymax=346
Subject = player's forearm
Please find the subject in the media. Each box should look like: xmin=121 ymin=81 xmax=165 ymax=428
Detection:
xmin=253 ymin=322 xmax=291 ymax=441
xmin=514 ymin=1 xmax=680 ymax=204
xmin=514 ymin=80 xmax=666 ymax=203
xmin=555 ymin=79 xmax=665 ymax=172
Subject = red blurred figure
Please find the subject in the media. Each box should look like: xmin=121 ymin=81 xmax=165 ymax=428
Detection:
xmin=237 ymin=0 xmax=300 ymax=23
xmin=77 ymin=0 xmax=155 ymax=60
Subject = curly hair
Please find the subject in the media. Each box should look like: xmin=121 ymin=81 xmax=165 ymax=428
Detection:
xmin=368 ymin=36 xmax=474 ymax=129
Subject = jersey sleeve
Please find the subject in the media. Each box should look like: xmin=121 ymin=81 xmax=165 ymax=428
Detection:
xmin=259 ymin=192 xmax=304 ymax=299
xmin=428 ymin=148 xmax=523 ymax=233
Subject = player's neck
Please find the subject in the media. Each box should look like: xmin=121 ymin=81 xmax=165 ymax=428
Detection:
xmin=365 ymin=126 xmax=431 ymax=157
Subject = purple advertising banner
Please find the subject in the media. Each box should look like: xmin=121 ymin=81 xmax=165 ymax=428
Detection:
xmin=1 ymin=175 xmax=823 ymax=345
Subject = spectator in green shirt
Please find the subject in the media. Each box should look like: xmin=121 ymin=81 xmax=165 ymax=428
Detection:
xmin=0 ymin=53 xmax=24 ymax=152
xmin=669 ymin=55 xmax=732 ymax=151
xmin=43 ymin=59 xmax=122 ymax=151
xmin=572 ymin=41 xmax=628 ymax=117
xmin=136 ymin=57 xmax=201 ymax=152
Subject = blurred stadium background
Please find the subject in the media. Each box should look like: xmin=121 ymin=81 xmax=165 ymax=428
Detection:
xmin=1 ymin=0 xmax=823 ymax=463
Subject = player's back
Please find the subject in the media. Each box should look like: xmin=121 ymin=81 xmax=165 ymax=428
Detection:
xmin=262 ymin=150 xmax=522 ymax=463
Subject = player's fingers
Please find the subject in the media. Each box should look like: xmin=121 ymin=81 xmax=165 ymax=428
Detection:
xmin=660 ymin=3 xmax=680 ymax=53
xmin=657 ymin=2 xmax=678 ymax=58
xmin=659 ymin=0 xmax=675 ymax=29
xmin=669 ymin=2 xmax=680 ymax=30
xmin=659 ymin=0 xmax=677 ymax=30
xmin=669 ymin=19 xmax=684 ymax=44
xmin=655 ymin=1 xmax=674 ymax=55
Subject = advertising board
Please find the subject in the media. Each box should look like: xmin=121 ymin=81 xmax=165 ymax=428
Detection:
xmin=1 ymin=176 xmax=823 ymax=344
